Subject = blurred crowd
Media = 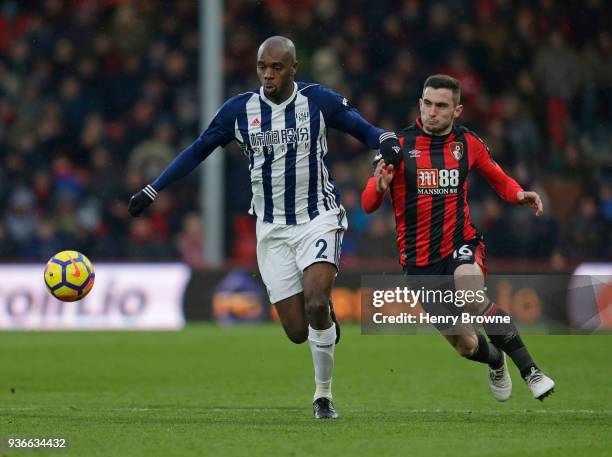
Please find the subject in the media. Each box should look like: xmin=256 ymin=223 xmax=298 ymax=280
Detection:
xmin=0 ymin=0 xmax=610 ymax=268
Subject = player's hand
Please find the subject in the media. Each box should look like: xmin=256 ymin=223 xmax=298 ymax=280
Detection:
xmin=128 ymin=185 xmax=157 ymax=217
xmin=374 ymin=161 xmax=395 ymax=193
xmin=517 ymin=191 xmax=543 ymax=216
xmin=379 ymin=132 xmax=402 ymax=167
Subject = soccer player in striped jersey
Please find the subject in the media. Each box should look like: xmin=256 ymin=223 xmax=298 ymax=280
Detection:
xmin=361 ymin=74 xmax=555 ymax=402
xmin=128 ymin=36 xmax=402 ymax=419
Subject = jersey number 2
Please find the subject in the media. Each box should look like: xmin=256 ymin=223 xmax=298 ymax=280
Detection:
xmin=315 ymin=239 xmax=328 ymax=259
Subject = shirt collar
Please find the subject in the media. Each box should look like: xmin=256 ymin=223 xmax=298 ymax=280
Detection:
xmin=259 ymin=82 xmax=298 ymax=108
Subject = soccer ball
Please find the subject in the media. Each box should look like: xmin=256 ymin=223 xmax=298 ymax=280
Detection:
xmin=44 ymin=250 xmax=95 ymax=302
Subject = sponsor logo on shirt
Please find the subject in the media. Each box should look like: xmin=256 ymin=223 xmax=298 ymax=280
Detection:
xmin=249 ymin=127 xmax=310 ymax=147
xmin=416 ymin=168 xmax=460 ymax=195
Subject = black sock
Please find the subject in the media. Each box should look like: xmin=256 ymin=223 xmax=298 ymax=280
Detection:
xmin=481 ymin=302 xmax=538 ymax=378
xmin=466 ymin=332 xmax=503 ymax=368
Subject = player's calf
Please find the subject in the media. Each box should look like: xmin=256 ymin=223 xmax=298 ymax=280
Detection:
xmin=274 ymin=294 xmax=309 ymax=344
xmin=303 ymin=262 xmax=336 ymax=329
xmin=284 ymin=325 xmax=308 ymax=344
xmin=329 ymin=299 xmax=340 ymax=344
xmin=446 ymin=331 xmax=503 ymax=367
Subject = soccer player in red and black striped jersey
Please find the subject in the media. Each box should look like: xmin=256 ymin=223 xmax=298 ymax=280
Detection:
xmin=361 ymin=75 xmax=555 ymax=401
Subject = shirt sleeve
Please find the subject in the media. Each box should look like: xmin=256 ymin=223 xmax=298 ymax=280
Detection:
xmin=361 ymin=176 xmax=387 ymax=213
xmin=472 ymin=136 xmax=524 ymax=204
xmin=314 ymin=85 xmax=383 ymax=150
xmin=152 ymin=99 xmax=236 ymax=191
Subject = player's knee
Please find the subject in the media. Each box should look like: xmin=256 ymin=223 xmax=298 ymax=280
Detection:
xmin=454 ymin=263 xmax=489 ymax=313
xmin=453 ymin=337 xmax=478 ymax=358
xmin=454 ymin=263 xmax=479 ymax=277
xmin=304 ymin=293 xmax=329 ymax=320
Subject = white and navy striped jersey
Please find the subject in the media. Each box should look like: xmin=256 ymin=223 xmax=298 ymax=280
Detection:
xmin=152 ymin=82 xmax=383 ymax=225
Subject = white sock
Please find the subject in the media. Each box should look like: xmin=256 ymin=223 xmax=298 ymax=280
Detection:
xmin=308 ymin=324 xmax=336 ymax=401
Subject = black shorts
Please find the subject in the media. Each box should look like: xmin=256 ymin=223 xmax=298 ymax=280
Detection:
xmin=402 ymin=237 xmax=487 ymax=331
xmin=402 ymin=236 xmax=487 ymax=276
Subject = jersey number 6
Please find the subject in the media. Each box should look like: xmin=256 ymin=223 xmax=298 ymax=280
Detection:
xmin=453 ymin=244 xmax=473 ymax=259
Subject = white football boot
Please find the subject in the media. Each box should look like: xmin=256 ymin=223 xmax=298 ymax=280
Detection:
xmin=525 ymin=367 xmax=555 ymax=401
xmin=488 ymin=352 xmax=512 ymax=402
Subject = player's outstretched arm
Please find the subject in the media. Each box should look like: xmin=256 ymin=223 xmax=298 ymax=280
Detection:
xmin=517 ymin=191 xmax=544 ymax=216
xmin=361 ymin=161 xmax=394 ymax=213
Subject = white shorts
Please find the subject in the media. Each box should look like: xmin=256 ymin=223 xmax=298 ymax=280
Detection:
xmin=256 ymin=207 xmax=348 ymax=303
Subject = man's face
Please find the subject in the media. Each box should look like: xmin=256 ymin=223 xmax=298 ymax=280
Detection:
xmin=256 ymin=48 xmax=296 ymax=99
xmin=419 ymin=87 xmax=463 ymax=135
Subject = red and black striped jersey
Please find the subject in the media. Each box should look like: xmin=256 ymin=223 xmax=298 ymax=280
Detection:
xmin=362 ymin=118 xmax=524 ymax=267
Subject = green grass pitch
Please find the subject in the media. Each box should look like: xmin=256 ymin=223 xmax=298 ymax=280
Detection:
xmin=1 ymin=324 xmax=611 ymax=456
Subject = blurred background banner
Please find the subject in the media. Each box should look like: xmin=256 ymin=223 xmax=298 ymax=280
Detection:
xmin=1 ymin=260 xmax=609 ymax=330
xmin=0 ymin=263 xmax=188 ymax=330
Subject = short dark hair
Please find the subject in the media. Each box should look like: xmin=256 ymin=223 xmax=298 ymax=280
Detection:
xmin=423 ymin=74 xmax=461 ymax=106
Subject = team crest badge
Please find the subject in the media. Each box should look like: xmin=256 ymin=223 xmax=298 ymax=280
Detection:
xmin=450 ymin=142 xmax=463 ymax=160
